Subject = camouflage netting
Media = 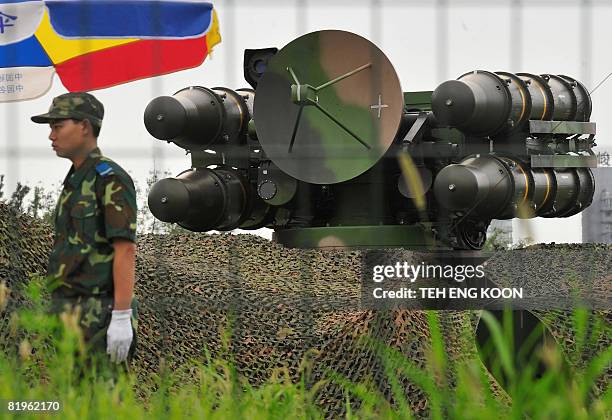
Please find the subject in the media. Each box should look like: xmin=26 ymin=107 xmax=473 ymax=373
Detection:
xmin=1 ymin=201 xmax=610 ymax=416
xmin=0 ymin=203 xmax=53 ymax=351
xmin=485 ymin=244 xmax=612 ymax=396
xmin=135 ymin=234 xmax=507 ymax=416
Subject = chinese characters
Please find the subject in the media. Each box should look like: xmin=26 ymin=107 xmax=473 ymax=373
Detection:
xmin=0 ymin=72 xmax=24 ymax=95
xmin=0 ymin=11 xmax=17 ymax=34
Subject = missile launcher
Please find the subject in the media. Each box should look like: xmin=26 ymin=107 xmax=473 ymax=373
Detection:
xmin=144 ymin=30 xmax=596 ymax=249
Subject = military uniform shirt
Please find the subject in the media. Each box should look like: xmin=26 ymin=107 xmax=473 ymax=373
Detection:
xmin=47 ymin=147 xmax=137 ymax=298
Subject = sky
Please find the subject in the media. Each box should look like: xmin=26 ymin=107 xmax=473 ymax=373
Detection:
xmin=1 ymin=0 xmax=611 ymax=244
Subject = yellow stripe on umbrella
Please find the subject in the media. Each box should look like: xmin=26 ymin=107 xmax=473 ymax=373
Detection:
xmin=206 ymin=9 xmax=222 ymax=53
xmin=34 ymin=10 xmax=137 ymax=65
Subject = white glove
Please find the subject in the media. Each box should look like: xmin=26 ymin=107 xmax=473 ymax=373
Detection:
xmin=106 ymin=309 xmax=133 ymax=363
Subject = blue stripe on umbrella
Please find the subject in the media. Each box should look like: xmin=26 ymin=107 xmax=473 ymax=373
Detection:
xmin=46 ymin=0 xmax=213 ymax=39
xmin=0 ymin=35 xmax=51 ymax=67
xmin=0 ymin=0 xmax=42 ymax=4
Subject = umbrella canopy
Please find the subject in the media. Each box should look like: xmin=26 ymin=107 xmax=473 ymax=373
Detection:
xmin=0 ymin=0 xmax=221 ymax=102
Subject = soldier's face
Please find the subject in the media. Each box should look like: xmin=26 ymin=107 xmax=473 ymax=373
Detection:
xmin=49 ymin=119 xmax=88 ymax=159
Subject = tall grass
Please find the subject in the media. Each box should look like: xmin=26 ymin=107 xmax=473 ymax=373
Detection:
xmin=0 ymin=277 xmax=610 ymax=419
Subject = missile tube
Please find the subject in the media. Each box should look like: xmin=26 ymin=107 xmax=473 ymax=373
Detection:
xmin=433 ymin=154 xmax=595 ymax=220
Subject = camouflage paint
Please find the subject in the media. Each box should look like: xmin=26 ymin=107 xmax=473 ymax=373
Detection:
xmin=273 ymin=225 xmax=443 ymax=249
xmin=254 ymin=30 xmax=403 ymax=184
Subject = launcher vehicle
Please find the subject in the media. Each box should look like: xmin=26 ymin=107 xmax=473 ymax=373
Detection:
xmin=143 ymin=30 xmax=597 ymax=250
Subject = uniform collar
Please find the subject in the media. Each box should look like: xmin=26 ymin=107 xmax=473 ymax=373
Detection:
xmin=63 ymin=147 xmax=103 ymax=189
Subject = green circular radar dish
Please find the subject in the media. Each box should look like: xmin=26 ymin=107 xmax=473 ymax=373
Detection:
xmin=254 ymin=30 xmax=403 ymax=184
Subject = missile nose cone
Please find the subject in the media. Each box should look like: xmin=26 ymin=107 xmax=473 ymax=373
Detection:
xmin=431 ymin=80 xmax=476 ymax=127
xmin=148 ymin=178 xmax=190 ymax=223
xmin=144 ymin=96 xmax=186 ymax=140
xmin=433 ymin=164 xmax=480 ymax=211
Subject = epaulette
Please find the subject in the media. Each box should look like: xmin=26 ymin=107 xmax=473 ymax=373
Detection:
xmin=95 ymin=162 xmax=115 ymax=177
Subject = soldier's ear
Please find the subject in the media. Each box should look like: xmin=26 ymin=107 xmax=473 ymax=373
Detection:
xmin=80 ymin=119 xmax=93 ymax=137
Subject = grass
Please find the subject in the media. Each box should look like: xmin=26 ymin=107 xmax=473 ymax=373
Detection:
xmin=0 ymin=277 xmax=610 ymax=419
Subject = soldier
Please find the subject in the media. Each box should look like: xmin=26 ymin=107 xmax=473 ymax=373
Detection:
xmin=31 ymin=92 xmax=137 ymax=367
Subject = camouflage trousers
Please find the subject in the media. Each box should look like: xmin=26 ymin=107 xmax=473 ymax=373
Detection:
xmin=49 ymin=295 xmax=137 ymax=376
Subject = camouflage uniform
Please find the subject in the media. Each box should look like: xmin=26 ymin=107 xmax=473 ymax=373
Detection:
xmin=48 ymin=147 xmax=138 ymax=354
xmin=32 ymin=93 xmax=138 ymax=359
